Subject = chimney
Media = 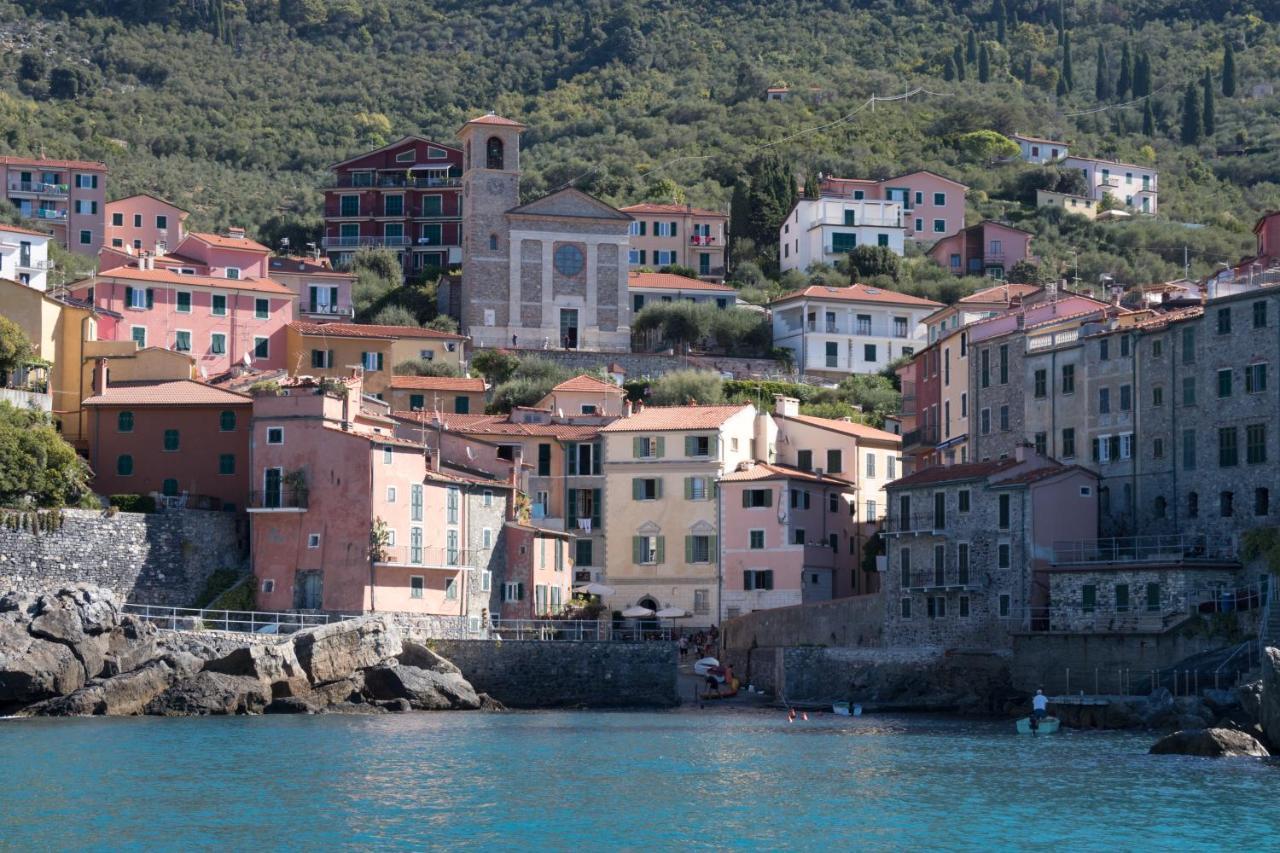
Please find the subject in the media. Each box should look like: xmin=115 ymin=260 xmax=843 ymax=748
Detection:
xmin=1014 ymin=444 xmax=1028 ymax=462
xmin=227 ymin=226 xmax=246 ymax=240
xmin=624 ymin=399 xmax=633 ymax=417
xmin=94 ymin=357 xmax=109 ymax=392
xmin=774 ymin=394 xmax=799 ymax=417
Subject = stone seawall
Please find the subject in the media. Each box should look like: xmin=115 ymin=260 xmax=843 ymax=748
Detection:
xmin=721 ymin=594 xmax=884 ymax=653
xmin=432 ymin=640 xmax=678 ymax=708
xmin=0 ymin=509 xmax=244 ymax=606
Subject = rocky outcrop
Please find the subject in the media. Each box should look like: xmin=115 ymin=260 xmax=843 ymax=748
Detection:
xmin=1149 ymin=727 xmax=1271 ymax=758
xmin=0 ymin=583 xmax=480 ymax=718
xmin=1260 ymin=647 xmax=1280 ymax=747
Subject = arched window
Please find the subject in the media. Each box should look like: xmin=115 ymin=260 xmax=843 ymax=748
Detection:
xmin=486 ymin=136 xmax=504 ymax=170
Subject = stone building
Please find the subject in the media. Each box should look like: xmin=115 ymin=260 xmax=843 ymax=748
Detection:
xmin=881 ymin=449 xmax=1097 ymax=650
xmin=456 ymin=114 xmax=632 ymax=352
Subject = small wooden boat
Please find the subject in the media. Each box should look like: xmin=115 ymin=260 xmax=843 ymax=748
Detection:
xmin=1016 ymin=715 xmax=1060 ymax=734
xmin=832 ymin=702 xmax=863 ymax=716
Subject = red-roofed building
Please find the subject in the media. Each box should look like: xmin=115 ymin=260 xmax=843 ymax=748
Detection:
xmin=769 ymin=284 xmax=941 ymax=378
xmin=818 ymin=169 xmax=968 ymax=241
xmin=267 ymin=255 xmax=356 ymax=322
xmin=627 ymin=271 xmax=738 ymax=313
xmin=322 ymin=135 xmax=464 ymax=273
xmin=104 ymin=194 xmax=189 ymax=256
xmin=81 ymin=373 xmax=252 ymax=511
xmin=0 ymin=155 xmax=107 ymax=255
xmin=0 ymin=222 xmax=53 ymax=291
xmin=284 ymin=321 xmax=467 ymax=399
xmin=619 ymin=202 xmax=728 ymax=280
xmin=389 ymin=375 xmax=485 ymax=414
xmin=927 ymin=221 xmax=1035 ymax=280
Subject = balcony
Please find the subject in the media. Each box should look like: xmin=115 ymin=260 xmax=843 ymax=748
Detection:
xmin=807 ymin=320 xmax=842 ymax=333
xmin=1051 ymin=534 xmax=1237 ymax=566
xmin=302 ymin=303 xmax=355 ymax=318
xmin=902 ymin=571 xmax=979 ymax=592
xmin=374 ymin=544 xmax=474 ymax=569
xmin=8 ymin=181 xmax=68 ymax=197
xmin=699 ymin=265 xmax=726 ymax=278
xmin=322 ymin=235 xmax=412 ymax=249
xmin=327 ymin=175 xmax=461 ymax=190
xmin=689 ymin=235 xmax=720 ymax=247
xmin=900 ymin=426 xmax=938 ymax=450
xmin=246 ymin=489 xmax=308 ymax=512
xmin=32 ymin=209 xmax=68 ymax=222
xmin=880 ymin=513 xmax=948 ymax=535
xmin=16 ymin=258 xmax=54 ymax=272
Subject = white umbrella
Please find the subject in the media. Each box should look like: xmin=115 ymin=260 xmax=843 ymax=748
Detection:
xmin=573 ymin=582 xmax=616 ymax=596
xmin=622 ymin=605 xmax=655 ymax=618
xmin=655 ymin=607 xmax=690 ymax=618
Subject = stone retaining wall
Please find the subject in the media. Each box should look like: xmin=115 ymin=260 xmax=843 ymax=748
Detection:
xmin=432 ymin=639 xmax=678 ymax=708
xmin=0 ymin=508 xmax=244 ymax=606
xmin=503 ymin=348 xmax=789 ymax=381
xmin=721 ymin=594 xmax=884 ymax=652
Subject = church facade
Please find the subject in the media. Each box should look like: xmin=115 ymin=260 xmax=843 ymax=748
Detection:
xmin=457 ymin=114 xmax=633 ymax=352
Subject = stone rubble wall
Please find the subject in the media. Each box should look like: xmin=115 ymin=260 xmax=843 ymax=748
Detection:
xmin=0 ymin=509 xmax=244 ymax=607
xmin=503 ymin=348 xmax=790 ymax=381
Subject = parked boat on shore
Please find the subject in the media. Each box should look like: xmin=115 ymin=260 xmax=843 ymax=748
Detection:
xmin=1016 ymin=716 xmax=1060 ymax=734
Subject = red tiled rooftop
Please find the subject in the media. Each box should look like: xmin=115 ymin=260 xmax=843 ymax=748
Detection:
xmin=619 ymin=203 xmax=727 ymax=218
xmin=550 ymin=375 xmax=626 ymax=394
xmin=268 ymin=256 xmax=351 ymax=277
xmin=599 ymin=404 xmax=752 ymax=432
xmin=463 ymin=114 xmax=527 ymax=128
xmin=186 ymin=231 xmax=271 ymax=253
xmin=958 ymin=283 xmax=1042 ymax=304
xmin=0 ymin=223 xmax=51 ymax=238
xmin=389 ymin=376 xmax=485 ymax=392
xmin=779 ymin=413 xmax=902 ymax=444
xmin=888 ymin=459 xmax=1023 ymax=489
xmin=0 ymin=155 xmax=107 ymax=171
xmin=719 ymin=462 xmax=856 ymax=487
xmin=770 ymin=283 xmax=943 ymax=309
xmin=290 ymin=322 xmax=466 ymax=341
xmin=82 ymin=380 xmax=251 ymax=407
xmin=627 ymin=272 xmax=735 ymax=293
xmin=92 ymin=266 xmax=294 ymax=296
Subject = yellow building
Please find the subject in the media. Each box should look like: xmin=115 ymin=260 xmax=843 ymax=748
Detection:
xmin=535 ymin=374 xmax=626 ymax=418
xmin=599 ymin=403 xmax=758 ymax=626
xmin=285 ymin=322 xmax=468 ymax=398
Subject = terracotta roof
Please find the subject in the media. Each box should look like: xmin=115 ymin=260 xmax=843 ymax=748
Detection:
xmin=888 ymin=459 xmax=1022 ymax=489
xmin=994 ymin=464 xmax=1094 ymax=487
xmin=958 ymin=283 xmax=1042 ymax=304
xmin=464 ymin=113 xmax=527 ymax=128
xmin=268 ymin=256 xmax=351 ymax=278
xmin=186 ymin=232 xmax=271 ymax=253
xmin=1013 ymin=133 xmax=1070 ymax=145
xmin=1063 ymin=154 xmax=1155 ymax=172
xmin=0 ymin=155 xmax=107 ymax=171
xmin=290 ymin=322 xmax=466 ymax=341
xmin=82 ymin=379 xmax=251 ymax=407
xmin=106 ymin=193 xmax=188 ymax=214
xmin=550 ymin=375 xmax=626 ymax=395
xmin=619 ymin=203 xmax=727 ymax=218
xmin=389 ymin=376 xmax=485 ymax=392
xmin=599 ymin=404 xmax=752 ymax=433
xmin=882 ymin=169 xmax=969 ymax=189
xmin=770 ymin=283 xmax=943 ymax=309
xmin=91 ymin=267 xmax=294 ymax=296
xmin=778 ymin=413 xmax=903 ymax=444
xmin=448 ymin=419 xmax=604 ymax=439
xmin=1133 ymin=306 xmax=1203 ymax=330
xmin=719 ymin=462 xmax=855 ymax=487
xmin=0 ymin=223 xmax=51 ymax=238
xmin=628 ymin=272 xmax=735 ymax=293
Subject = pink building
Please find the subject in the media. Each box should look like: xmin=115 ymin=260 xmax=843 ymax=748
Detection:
xmin=68 ymin=262 xmax=296 ymax=373
xmin=719 ymin=462 xmax=859 ymax=619
xmin=267 ymin=255 xmax=356 ymax=321
xmin=500 ymin=523 xmax=574 ymax=618
xmin=104 ymin=194 xmax=189 ymax=255
xmin=81 ymin=371 xmax=251 ymax=511
xmin=927 ymin=221 xmax=1034 ymax=280
xmin=820 ymin=170 xmax=967 ymax=240
xmin=249 ymin=374 xmax=514 ymax=619
xmin=0 ymin=155 xmax=107 ymax=255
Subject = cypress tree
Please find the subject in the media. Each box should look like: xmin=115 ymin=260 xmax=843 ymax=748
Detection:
xmin=1095 ymin=43 xmax=1111 ymax=100
xmin=1056 ymin=73 xmax=1068 ymax=97
xmin=1133 ymin=50 xmax=1151 ymax=98
xmin=953 ymin=44 xmax=967 ymax=82
xmin=1056 ymin=0 xmax=1066 ymax=42
xmin=979 ymin=43 xmax=991 ymax=83
xmin=728 ymin=177 xmax=751 ymax=265
xmin=1202 ymin=69 xmax=1216 ymax=136
xmin=966 ymin=30 xmax=978 ymax=64
xmin=1180 ymin=82 xmax=1202 ymax=145
xmin=1142 ymin=99 xmax=1155 ymax=136
xmin=1117 ymin=43 xmax=1131 ymax=98
xmin=995 ymin=0 xmax=1007 ymax=42
xmin=944 ymin=56 xmax=957 ymax=82
xmin=1222 ymin=40 xmax=1236 ymax=97
xmin=1062 ymin=32 xmax=1074 ymax=91
xmin=804 ymin=169 xmax=822 ymax=200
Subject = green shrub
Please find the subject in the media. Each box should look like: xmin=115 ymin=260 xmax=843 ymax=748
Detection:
xmin=109 ymin=494 xmax=157 ymax=513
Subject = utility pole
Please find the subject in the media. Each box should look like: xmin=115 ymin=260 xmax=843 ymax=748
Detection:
xmin=1184 ymin=245 xmax=1189 ymax=280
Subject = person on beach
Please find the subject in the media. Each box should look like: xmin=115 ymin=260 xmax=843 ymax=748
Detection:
xmin=1032 ymin=689 xmax=1049 ymax=719
xmin=678 ymin=635 xmax=689 ymax=659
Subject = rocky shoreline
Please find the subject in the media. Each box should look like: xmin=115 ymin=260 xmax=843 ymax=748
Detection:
xmin=0 ymin=584 xmax=496 ymax=717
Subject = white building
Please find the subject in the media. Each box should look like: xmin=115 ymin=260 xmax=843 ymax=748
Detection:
xmin=779 ymin=198 xmax=905 ymax=273
xmin=0 ymin=224 xmax=52 ymax=291
xmin=769 ymin=284 xmax=941 ymax=378
xmin=1062 ymin=155 xmax=1158 ymax=215
xmin=1012 ymin=134 xmax=1069 ymax=164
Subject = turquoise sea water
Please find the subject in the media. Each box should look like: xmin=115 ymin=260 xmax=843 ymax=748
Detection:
xmin=2 ymin=710 xmax=1276 ymax=851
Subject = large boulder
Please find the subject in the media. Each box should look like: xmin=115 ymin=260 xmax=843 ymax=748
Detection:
xmin=26 ymin=658 xmax=179 ymax=717
xmin=293 ymin=616 xmax=402 ymax=685
xmin=363 ymin=664 xmax=480 ymax=710
xmin=0 ymin=619 xmax=87 ymax=709
xmin=145 ymin=671 xmax=271 ymax=716
xmin=203 ymin=641 xmax=311 ymax=699
xmin=1238 ymin=679 xmax=1263 ymax=722
xmin=102 ymin=618 xmax=159 ymax=677
xmin=1261 ymin=647 xmax=1280 ymax=747
xmin=1150 ymin=727 xmax=1270 ymax=758
xmin=397 ymin=640 xmax=462 ymax=675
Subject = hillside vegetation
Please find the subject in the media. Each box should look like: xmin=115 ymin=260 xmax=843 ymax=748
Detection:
xmin=2 ymin=0 xmax=1280 ymax=292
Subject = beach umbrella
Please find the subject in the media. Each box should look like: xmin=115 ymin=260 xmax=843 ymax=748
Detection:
xmin=621 ymin=605 xmax=655 ymax=618
xmin=573 ymin=582 xmax=616 ymax=596
xmin=655 ymin=607 xmax=690 ymax=618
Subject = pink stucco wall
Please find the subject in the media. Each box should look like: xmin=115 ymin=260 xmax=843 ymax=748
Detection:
xmin=105 ymin=195 xmax=187 ymax=254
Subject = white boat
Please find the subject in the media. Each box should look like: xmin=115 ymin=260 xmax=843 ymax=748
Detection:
xmin=832 ymin=702 xmax=864 ymax=716
xmin=1016 ymin=716 xmax=1060 ymax=734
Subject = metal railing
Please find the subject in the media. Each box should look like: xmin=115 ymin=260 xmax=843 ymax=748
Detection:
xmin=123 ymin=603 xmax=352 ymax=634
xmin=901 ymin=427 xmax=938 ymax=449
xmin=376 ymin=544 xmax=475 ymax=569
xmin=1260 ymin=575 xmax=1277 ymax=651
xmin=1052 ymin=534 xmax=1236 ymax=565
xmin=488 ymin=619 xmax=672 ymax=642
xmin=903 ymin=571 xmax=976 ymax=591
xmin=32 ymin=208 xmax=68 ymax=221
xmin=880 ymin=512 xmax=950 ymax=534
xmin=248 ymin=488 xmax=309 ymax=510
xmin=321 ymin=235 xmax=413 ymax=249
xmin=327 ymin=175 xmax=461 ymax=189
xmin=9 ymin=181 xmax=68 ymax=195
xmin=303 ymin=303 xmax=355 ymax=317
xmin=689 ymin=235 xmax=719 ymax=246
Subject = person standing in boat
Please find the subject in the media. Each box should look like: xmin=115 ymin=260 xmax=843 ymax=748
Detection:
xmin=1032 ymin=689 xmax=1049 ymax=720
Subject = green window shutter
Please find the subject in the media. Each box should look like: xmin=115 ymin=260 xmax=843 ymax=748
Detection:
xmin=655 ymin=536 xmax=665 ymax=564
xmin=709 ymin=535 xmax=718 ymax=558
xmin=566 ymin=443 xmax=577 ymax=475
xmin=656 ymin=436 xmax=665 ymax=457
xmin=685 ymin=536 xmax=694 ymax=563
xmin=377 ymin=352 xmax=384 ymax=371
xmin=632 ymin=478 xmax=642 ymax=500
xmin=517 ymin=583 xmax=524 ymax=601
xmin=145 ymin=288 xmax=154 ymax=309
xmin=592 ymin=443 xmax=602 ymax=475
xmin=655 ymin=478 xmax=663 ymax=499
xmin=709 ymin=435 xmax=718 ymax=456
xmin=592 ymin=489 xmax=602 ymax=527
xmin=633 ymin=437 xmax=643 ymax=458
xmin=685 ymin=435 xmax=695 ymax=456
xmin=633 ymin=536 xmax=643 ymax=564
xmin=764 ymin=489 xmax=772 ymax=507
xmin=566 ymin=489 xmax=578 ymax=521
xmin=684 ymin=477 xmax=692 ymax=500
xmin=639 ymin=221 xmax=646 ymax=236
xmin=742 ymin=491 xmax=750 ymax=508
xmin=671 ymin=221 xmax=678 ymax=237
xmin=125 ymin=285 xmax=133 ymax=305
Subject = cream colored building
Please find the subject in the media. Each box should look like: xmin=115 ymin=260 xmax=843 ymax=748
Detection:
xmin=600 ymin=403 xmax=757 ymax=626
